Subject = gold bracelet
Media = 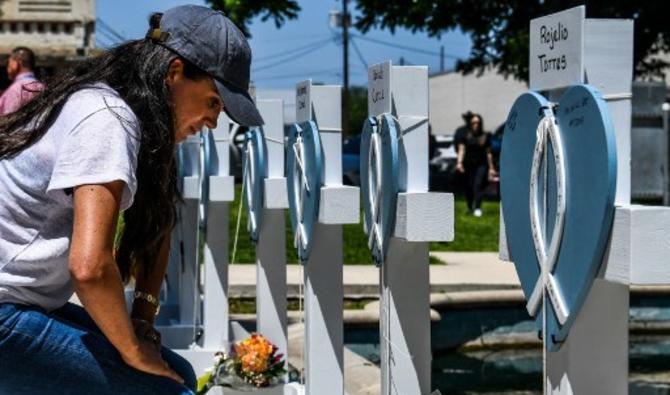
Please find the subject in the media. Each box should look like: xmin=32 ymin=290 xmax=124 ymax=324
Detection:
xmin=133 ymin=290 xmax=160 ymax=316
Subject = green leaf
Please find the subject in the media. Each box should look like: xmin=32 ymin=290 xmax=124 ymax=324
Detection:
xmin=196 ymin=371 xmax=213 ymax=395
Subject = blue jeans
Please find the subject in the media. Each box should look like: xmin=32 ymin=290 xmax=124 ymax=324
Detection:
xmin=0 ymin=302 xmax=196 ymax=395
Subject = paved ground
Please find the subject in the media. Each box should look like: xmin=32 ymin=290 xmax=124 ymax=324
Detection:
xmin=229 ymin=251 xmax=522 ymax=298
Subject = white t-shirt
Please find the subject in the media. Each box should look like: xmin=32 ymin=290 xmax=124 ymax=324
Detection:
xmin=0 ymin=83 xmax=140 ymax=311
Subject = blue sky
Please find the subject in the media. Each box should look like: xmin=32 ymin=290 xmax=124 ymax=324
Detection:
xmin=97 ymin=0 xmax=472 ymax=89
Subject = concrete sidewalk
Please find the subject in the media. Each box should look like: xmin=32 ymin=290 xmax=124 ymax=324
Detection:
xmin=229 ymin=251 xmax=522 ymax=298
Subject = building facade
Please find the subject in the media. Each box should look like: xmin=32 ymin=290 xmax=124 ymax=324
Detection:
xmin=429 ymin=68 xmax=527 ymax=136
xmin=0 ymin=0 xmax=95 ymax=86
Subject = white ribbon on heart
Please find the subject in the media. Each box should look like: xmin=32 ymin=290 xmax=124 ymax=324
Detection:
xmin=291 ymin=135 xmax=310 ymax=251
xmin=244 ymin=137 xmax=257 ymax=234
xmin=527 ymin=113 xmax=570 ymax=326
xmin=367 ymin=123 xmax=384 ymax=255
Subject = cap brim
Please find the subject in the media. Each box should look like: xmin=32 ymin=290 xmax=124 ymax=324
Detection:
xmin=215 ymin=80 xmax=264 ymax=127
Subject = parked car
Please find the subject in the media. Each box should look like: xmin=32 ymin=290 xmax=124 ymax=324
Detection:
xmin=429 ymin=134 xmax=461 ymax=193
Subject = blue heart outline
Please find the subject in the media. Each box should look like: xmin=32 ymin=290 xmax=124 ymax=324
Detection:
xmin=501 ymin=84 xmax=617 ymax=351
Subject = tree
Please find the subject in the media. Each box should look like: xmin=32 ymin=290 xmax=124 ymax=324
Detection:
xmin=205 ymin=0 xmax=300 ymax=37
xmin=352 ymin=0 xmax=670 ymax=82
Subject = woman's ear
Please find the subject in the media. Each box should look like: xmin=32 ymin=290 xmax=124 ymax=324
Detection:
xmin=165 ymin=58 xmax=184 ymax=87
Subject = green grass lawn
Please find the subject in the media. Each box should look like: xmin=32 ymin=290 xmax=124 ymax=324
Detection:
xmin=430 ymin=197 xmax=500 ymax=252
xmin=118 ymin=187 xmax=500 ymax=264
xmin=229 ymin=186 xmax=500 ymax=263
xmin=228 ymin=185 xmax=373 ymax=264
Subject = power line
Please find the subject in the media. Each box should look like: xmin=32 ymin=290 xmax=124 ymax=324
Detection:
xmin=254 ymin=37 xmax=334 ymax=63
xmin=252 ymin=33 xmax=332 ymax=44
xmin=253 ymin=68 xmax=364 ymax=82
xmin=96 ymin=30 xmax=119 ymax=45
xmin=351 ymin=33 xmax=460 ymax=59
xmin=253 ymin=68 xmax=342 ymax=81
xmin=349 ymin=36 xmax=368 ymax=71
xmin=252 ymin=39 xmax=335 ymax=73
xmin=96 ymin=18 xmax=126 ymax=43
xmin=97 ymin=36 xmax=115 ymax=49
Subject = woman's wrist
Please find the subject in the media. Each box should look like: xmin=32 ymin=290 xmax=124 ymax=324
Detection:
xmin=131 ymin=290 xmax=160 ymax=323
xmin=131 ymin=300 xmax=157 ymax=324
xmin=119 ymin=334 xmax=143 ymax=362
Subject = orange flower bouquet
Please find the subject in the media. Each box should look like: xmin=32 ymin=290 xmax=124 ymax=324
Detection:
xmin=197 ymin=334 xmax=286 ymax=394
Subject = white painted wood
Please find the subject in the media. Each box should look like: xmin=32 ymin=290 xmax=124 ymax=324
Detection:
xmin=608 ymin=99 xmax=632 ymax=206
xmin=318 ymin=185 xmax=360 ymax=224
xmin=603 ymin=205 xmax=670 ymax=285
xmin=304 ymin=223 xmax=344 ymax=395
xmin=182 ymin=135 xmax=201 ymax=199
xmin=367 ymin=63 xmax=434 ymax=395
xmin=295 ymin=80 xmax=311 ymax=124
xmin=299 ymin=81 xmax=353 ymax=395
xmin=529 ymin=6 xmax=585 ymax=91
xmin=202 ymin=201 xmax=230 ymax=350
xmin=391 ymin=65 xmax=429 ymax=192
xmin=182 ymin=176 xmax=200 ymax=199
xmin=546 ymin=279 xmax=629 ymax=395
xmin=583 ymin=20 xmax=634 ymax=98
xmin=209 ymin=176 xmax=235 ymax=202
xmin=202 ymin=116 xmax=234 ymax=350
xmin=499 ymin=207 xmax=512 ymax=262
xmin=381 ymin=239 xmax=431 ymax=395
xmin=257 ymin=99 xmax=285 ymax=178
xmin=255 ymin=98 xmax=288 ymax=381
xmin=264 ymin=178 xmax=289 ymax=209
xmin=212 ymin=113 xmax=231 ymax=176
xmin=393 ymin=192 xmax=454 ymax=242
xmin=256 ymin=208 xmax=288 ymax=373
xmin=535 ymin=15 xmax=634 ymax=395
xmin=499 ymin=12 xmax=640 ymax=395
xmin=177 ymin=199 xmax=199 ymax=330
xmin=311 ymin=85 xmax=343 ymax=185
xmin=583 ymin=19 xmax=634 ymax=205
xmin=167 ymin=137 xmax=201 ymax=335
xmin=368 ymin=61 xmax=392 ymax=116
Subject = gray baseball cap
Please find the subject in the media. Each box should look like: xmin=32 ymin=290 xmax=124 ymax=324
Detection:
xmin=149 ymin=5 xmax=263 ymax=126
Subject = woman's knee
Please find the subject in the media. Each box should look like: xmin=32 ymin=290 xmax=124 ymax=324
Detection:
xmin=162 ymin=347 xmax=197 ymax=391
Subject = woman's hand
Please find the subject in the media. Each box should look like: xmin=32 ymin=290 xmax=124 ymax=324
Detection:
xmin=488 ymin=167 xmax=498 ymax=178
xmin=456 ymin=162 xmax=465 ymax=173
xmin=121 ymin=338 xmax=184 ymax=384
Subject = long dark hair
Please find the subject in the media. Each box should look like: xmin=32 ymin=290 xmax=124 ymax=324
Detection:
xmin=0 ymin=13 xmax=206 ymax=281
xmin=468 ymin=113 xmax=484 ymax=134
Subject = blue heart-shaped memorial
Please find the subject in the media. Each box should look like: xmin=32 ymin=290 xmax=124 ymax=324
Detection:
xmin=287 ymin=120 xmax=323 ymax=263
xmin=360 ymin=114 xmax=400 ymax=265
xmin=243 ymin=127 xmax=267 ymax=243
xmin=500 ymin=84 xmax=617 ymax=351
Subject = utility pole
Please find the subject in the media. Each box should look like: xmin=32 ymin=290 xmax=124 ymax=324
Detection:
xmin=342 ymin=0 xmax=349 ymax=136
xmin=440 ymin=45 xmax=445 ymax=72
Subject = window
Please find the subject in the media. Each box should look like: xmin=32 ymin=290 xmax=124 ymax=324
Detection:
xmin=37 ymin=23 xmax=45 ymax=33
xmin=10 ymin=22 xmax=17 ymax=33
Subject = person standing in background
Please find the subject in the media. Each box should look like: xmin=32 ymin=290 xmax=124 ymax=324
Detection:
xmin=0 ymin=47 xmax=44 ymax=116
xmin=455 ymin=113 xmax=497 ymax=217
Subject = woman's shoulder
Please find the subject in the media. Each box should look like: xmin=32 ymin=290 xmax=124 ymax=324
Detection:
xmin=64 ymin=83 xmax=138 ymax=127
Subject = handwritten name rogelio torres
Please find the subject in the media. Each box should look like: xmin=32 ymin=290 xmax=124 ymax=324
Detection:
xmin=537 ymin=22 xmax=569 ymax=73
